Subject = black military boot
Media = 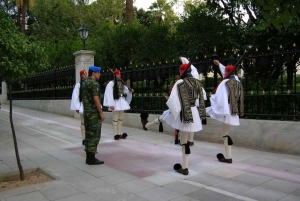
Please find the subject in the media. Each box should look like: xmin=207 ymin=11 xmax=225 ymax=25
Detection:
xmin=86 ymin=152 xmax=104 ymax=165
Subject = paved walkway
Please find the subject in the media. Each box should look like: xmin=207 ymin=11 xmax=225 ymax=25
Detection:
xmin=0 ymin=105 xmax=300 ymax=201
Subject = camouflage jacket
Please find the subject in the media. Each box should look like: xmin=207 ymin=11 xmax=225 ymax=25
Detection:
xmin=82 ymin=77 xmax=100 ymax=113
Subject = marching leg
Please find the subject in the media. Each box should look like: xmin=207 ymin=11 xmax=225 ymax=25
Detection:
xmin=188 ymin=132 xmax=194 ymax=146
xmin=112 ymin=111 xmax=119 ymax=140
xmin=175 ymin=131 xmax=189 ymax=175
xmin=217 ymin=123 xmax=233 ymax=163
xmin=80 ymin=114 xmax=85 ymax=145
xmin=117 ymin=111 xmax=127 ymax=139
xmin=145 ymin=114 xmax=163 ymax=129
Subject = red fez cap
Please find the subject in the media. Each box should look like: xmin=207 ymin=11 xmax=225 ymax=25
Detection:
xmin=224 ymin=65 xmax=235 ymax=78
xmin=113 ymin=69 xmax=121 ymax=75
xmin=79 ymin=69 xmax=86 ymax=75
xmin=179 ymin=63 xmax=190 ymax=70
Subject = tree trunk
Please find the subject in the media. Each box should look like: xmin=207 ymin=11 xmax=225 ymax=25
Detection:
xmin=16 ymin=7 xmax=21 ymax=30
xmin=8 ymin=83 xmax=25 ymax=181
xmin=20 ymin=0 xmax=29 ymax=34
xmin=126 ymin=0 xmax=133 ymax=24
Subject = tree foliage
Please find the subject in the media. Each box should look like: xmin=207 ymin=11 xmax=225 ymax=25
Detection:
xmin=0 ymin=10 xmax=48 ymax=81
xmin=204 ymin=0 xmax=300 ymax=31
xmin=1 ymin=0 xmax=299 ymax=70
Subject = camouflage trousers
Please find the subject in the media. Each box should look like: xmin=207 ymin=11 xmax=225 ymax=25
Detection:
xmin=83 ymin=111 xmax=102 ymax=153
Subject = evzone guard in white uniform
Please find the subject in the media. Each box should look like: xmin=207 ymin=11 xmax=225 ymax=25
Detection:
xmin=103 ymin=69 xmax=134 ymax=140
xmin=206 ymin=60 xmax=244 ymax=163
xmin=70 ymin=69 xmax=88 ymax=145
xmin=166 ymin=63 xmax=206 ymax=175
xmin=140 ymin=57 xmax=207 ymax=132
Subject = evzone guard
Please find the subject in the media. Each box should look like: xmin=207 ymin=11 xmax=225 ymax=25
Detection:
xmin=103 ymin=69 xmax=134 ymax=140
xmin=167 ymin=63 xmax=206 ymax=175
xmin=206 ymin=60 xmax=244 ymax=163
xmin=70 ymin=69 xmax=88 ymax=145
xmin=140 ymin=57 xmax=207 ymax=142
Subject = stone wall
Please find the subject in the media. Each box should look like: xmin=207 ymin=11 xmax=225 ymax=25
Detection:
xmin=4 ymin=99 xmax=300 ymax=156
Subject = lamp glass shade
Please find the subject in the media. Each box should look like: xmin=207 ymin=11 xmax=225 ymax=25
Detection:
xmin=78 ymin=25 xmax=89 ymax=40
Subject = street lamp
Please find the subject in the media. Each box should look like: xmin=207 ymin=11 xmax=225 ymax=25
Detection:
xmin=78 ymin=25 xmax=90 ymax=50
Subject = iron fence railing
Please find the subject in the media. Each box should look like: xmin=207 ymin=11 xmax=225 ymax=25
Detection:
xmin=9 ymin=66 xmax=75 ymax=100
xmin=7 ymin=51 xmax=300 ymax=121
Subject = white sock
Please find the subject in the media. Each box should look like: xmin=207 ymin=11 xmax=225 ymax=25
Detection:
xmin=222 ymin=123 xmax=232 ymax=159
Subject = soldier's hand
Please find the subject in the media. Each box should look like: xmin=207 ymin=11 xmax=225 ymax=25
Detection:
xmin=130 ymin=89 xmax=134 ymax=93
xmin=100 ymin=113 xmax=105 ymax=121
xmin=110 ymin=106 xmax=115 ymax=110
xmin=213 ymin=60 xmax=219 ymax=66
xmin=76 ymin=110 xmax=79 ymax=113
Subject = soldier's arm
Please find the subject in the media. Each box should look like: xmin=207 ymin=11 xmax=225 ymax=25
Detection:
xmin=93 ymin=96 xmax=101 ymax=113
xmin=94 ymin=96 xmax=105 ymax=121
xmin=92 ymin=82 xmax=105 ymax=121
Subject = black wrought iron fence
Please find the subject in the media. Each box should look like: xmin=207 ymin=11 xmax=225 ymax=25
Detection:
xmin=7 ymin=51 xmax=300 ymax=121
xmin=10 ymin=66 xmax=75 ymax=100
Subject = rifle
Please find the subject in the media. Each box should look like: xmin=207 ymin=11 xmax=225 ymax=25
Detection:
xmin=212 ymin=52 xmax=247 ymax=93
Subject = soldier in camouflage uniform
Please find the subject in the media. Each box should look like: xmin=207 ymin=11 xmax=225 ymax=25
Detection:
xmin=82 ymin=66 xmax=105 ymax=165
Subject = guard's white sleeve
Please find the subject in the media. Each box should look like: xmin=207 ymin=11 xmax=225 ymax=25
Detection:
xmin=123 ymin=85 xmax=133 ymax=104
xmin=103 ymin=81 xmax=114 ymax=107
xmin=191 ymin=65 xmax=200 ymax=80
xmin=181 ymin=57 xmax=189 ymax=64
xmin=70 ymin=83 xmax=81 ymax=111
xmin=166 ymin=80 xmax=183 ymax=120
xmin=219 ymin=63 xmax=226 ymax=78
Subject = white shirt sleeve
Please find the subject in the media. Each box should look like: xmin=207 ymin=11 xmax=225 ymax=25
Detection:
xmin=219 ymin=63 xmax=226 ymax=78
xmin=70 ymin=83 xmax=81 ymax=111
xmin=166 ymin=80 xmax=183 ymax=120
xmin=103 ymin=81 xmax=114 ymax=107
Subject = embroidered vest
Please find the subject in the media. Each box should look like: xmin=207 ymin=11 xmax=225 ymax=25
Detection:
xmin=177 ymin=77 xmax=206 ymax=123
xmin=113 ymin=80 xmax=125 ymax=99
xmin=225 ymin=78 xmax=244 ymax=115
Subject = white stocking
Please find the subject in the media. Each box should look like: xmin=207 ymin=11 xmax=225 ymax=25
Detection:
xmin=117 ymin=111 xmax=124 ymax=135
xmin=180 ymin=131 xmax=189 ymax=169
xmin=80 ymin=114 xmax=85 ymax=140
xmin=145 ymin=114 xmax=164 ymax=129
xmin=222 ymin=123 xmax=232 ymax=159
xmin=112 ymin=111 xmax=119 ymax=135
xmin=188 ymin=132 xmax=194 ymax=143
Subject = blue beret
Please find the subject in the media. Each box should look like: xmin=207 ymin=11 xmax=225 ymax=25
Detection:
xmin=89 ymin=66 xmax=102 ymax=72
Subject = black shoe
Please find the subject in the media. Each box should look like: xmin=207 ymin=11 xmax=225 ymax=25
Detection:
xmin=86 ymin=158 xmax=104 ymax=165
xmin=119 ymin=133 xmax=128 ymax=139
xmin=82 ymin=140 xmax=85 ymax=145
xmin=177 ymin=168 xmax=189 ymax=175
xmin=86 ymin=152 xmax=104 ymax=165
xmin=216 ymin=153 xmax=232 ymax=163
xmin=114 ymin=135 xmax=120 ymax=140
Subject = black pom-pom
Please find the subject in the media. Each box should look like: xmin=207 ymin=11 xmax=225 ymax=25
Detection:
xmin=122 ymin=133 xmax=128 ymax=139
xmin=173 ymin=163 xmax=182 ymax=170
xmin=140 ymin=112 xmax=149 ymax=120
xmin=159 ymin=122 xmax=163 ymax=132
xmin=217 ymin=153 xmax=224 ymax=160
xmin=202 ymin=118 xmax=207 ymax=125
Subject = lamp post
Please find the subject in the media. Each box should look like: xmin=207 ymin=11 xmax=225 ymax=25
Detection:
xmin=78 ymin=25 xmax=90 ymax=50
